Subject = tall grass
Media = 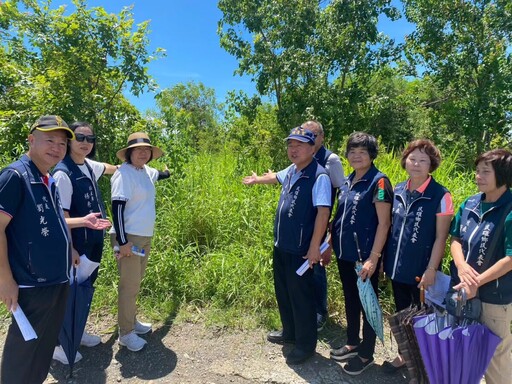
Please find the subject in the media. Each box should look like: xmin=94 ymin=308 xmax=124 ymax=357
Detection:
xmin=0 ymin=147 xmax=477 ymax=327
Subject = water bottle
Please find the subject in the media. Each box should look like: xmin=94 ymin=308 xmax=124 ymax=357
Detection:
xmin=114 ymin=244 xmax=145 ymax=257
xmin=131 ymin=245 xmax=145 ymax=257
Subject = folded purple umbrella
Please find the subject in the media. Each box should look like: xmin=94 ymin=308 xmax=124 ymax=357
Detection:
xmin=413 ymin=313 xmax=501 ymax=384
xmin=461 ymin=324 xmax=501 ymax=384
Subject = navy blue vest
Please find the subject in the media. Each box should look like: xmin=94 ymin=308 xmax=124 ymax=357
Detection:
xmin=451 ymin=190 xmax=512 ymax=304
xmin=384 ymin=177 xmax=448 ymax=284
xmin=53 ymin=155 xmax=106 ymax=256
xmin=332 ymin=164 xmax=389 ymax=262
xmin=2 ymin=155 xmax=70 ymax=286
xmin=274 ymin=160 xmax=327 ymax=255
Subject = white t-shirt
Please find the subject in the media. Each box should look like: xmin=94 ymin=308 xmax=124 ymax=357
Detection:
xmin=110 ymin=162 xmax=159 ymax=237
xmin=54 ymin=158 xmax=105 ymax=210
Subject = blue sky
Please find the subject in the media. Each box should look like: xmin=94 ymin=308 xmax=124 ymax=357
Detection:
xmin=52 ymin=0 xmax=414 ymax=112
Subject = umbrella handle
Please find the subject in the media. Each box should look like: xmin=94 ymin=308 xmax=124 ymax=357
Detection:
xmin=353 ymin=232 xmax=363 ymax=262
xmin=415 ymin=276 xmax=425 ymax=304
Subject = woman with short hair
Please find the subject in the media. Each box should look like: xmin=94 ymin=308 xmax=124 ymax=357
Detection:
xmin=329 ymin=132 xmax=393 ymax=376
xmin=450 ymin=149 xmax=512 ymax=384
xmin=382 ymin=139 xmax=453 ymax=373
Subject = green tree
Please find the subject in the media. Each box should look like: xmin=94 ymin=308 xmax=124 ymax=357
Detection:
xmin=0 ymin=0 xmax=163 ymax=160
xmin=403 ymin=0 xmax=512 ymax=156
xmin=217 ymin=0 xmax=401 ymax=143
xmin=154 ymin=81 xmax=222 ymax=171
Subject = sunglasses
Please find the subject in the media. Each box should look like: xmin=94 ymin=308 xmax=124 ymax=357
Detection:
xmin=75 ymin=133 xmax=96 ymax=143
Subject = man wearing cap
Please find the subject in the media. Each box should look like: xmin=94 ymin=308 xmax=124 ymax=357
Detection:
xmin=301 ymin=120 xmax=344 ymax=331
xmin=243 ymin=127 xmax=331 ymax=365
xmin=0 ymin=116 xmax=74 ymax=383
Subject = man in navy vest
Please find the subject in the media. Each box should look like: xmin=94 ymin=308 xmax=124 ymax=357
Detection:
xmin=243 ymin=127 xmax=332 ymax=365
xmin=0 ymin=116 xmax=74 ymax=383
xmin=302 ymin=120 xmax=344 ymax=331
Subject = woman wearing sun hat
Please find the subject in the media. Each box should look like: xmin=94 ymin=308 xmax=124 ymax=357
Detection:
xmin=110 ymin=132 xmax=170 ymax=352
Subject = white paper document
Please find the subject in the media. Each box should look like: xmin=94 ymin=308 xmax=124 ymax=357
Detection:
xmin=12 ymin=305 xmax=37 ymax=341
xmin=296 ymin=240 xmax=330 ymax=276
xmin=425 ymin=271 xmax=451 ymax=308
xmin=70 ymin=254 xmax=100 ymax=284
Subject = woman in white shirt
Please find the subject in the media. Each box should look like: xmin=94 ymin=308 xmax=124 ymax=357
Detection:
xmin=110 ymin=132 xmax=170 ymax=352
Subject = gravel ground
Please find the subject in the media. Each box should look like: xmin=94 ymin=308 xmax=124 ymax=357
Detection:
xmin=1 ymin=316 xmax=412 ymax=384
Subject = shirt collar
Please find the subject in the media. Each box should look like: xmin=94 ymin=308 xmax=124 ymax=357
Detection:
xmin=406 ymin=175 xmax=432 ymax=193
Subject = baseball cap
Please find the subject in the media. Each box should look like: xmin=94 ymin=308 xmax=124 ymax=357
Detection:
xmin=284 ymin=126 xmax=315 ymax=145
xmin=30 ymin=115 xmax=75 ymax=139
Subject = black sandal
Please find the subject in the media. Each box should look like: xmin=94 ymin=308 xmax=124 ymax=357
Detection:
xmin=381 ymin=360 xmax=406 ymax=374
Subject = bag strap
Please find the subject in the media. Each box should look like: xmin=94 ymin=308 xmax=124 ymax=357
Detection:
xmin=479 ymin=200 xmax=512 ymax=272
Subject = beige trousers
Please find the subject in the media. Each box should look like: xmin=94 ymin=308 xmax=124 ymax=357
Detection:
xmin=111 ymin=233 xmax=152 ymax=336
xmin=481 ymin=302 xmax=512 ymax=384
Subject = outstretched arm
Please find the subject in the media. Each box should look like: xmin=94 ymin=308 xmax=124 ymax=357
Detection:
xmin=157 ymin=164 xmax=170 ymax=181
xmin=65 ymin=212 xmax=111 ymax=230
xmin=242 ymin=170 xmax=278 ymax=185
xmin=103 ymin=163 xmax=119 ymax=175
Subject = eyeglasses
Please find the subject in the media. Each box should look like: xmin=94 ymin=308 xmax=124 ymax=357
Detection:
xmin=74 ymin=133 xmax=96 ymax=143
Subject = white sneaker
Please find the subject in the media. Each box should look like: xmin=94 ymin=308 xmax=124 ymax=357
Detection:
xmin=119 ymin=332 xmax=147 ymax=352
xmin=134 ymin=320 xmax=152 ymax=335
xmin=81 ymin=331 xmax=101 ymax=347
xmin=52 ymin=345 xmax=82 ymax=364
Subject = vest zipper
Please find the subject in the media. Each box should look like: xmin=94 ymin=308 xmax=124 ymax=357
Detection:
xmin=47 ymin=182 xmax=71 ymax=280
xmin=337 ymin=178 xmax=363 ymax=259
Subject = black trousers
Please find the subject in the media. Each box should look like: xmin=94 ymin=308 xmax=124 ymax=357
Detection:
xmin=313 ymin=263 xmax=328 ymax=316
xmin=392 ymin=280 xmax=421 ymax=312
xmin=273 ymin=247 xmax=317 ymax=353
xmin=1 ymin=284 xmax=69 ymax=384
xmin=337 ymin=258 xmax=379 ymax=360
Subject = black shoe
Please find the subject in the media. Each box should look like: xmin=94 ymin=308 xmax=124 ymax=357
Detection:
xmin=342 ymin=356 xmax=375 ymax=376
xmin=267 ymin=330 xmax=295 ymax=345
xmin=330 ymin=345 xmax=358 ymax=361
xmin=381 ymin=360 xmax=406 ymax=374
xmin=316 ymin=313 xmax=327 ymax=332
xmin=285 ymin=348 xmax=315 ymax=365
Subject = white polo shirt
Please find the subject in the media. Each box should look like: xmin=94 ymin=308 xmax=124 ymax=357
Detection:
xmin=110 ymin=162 xmax=159 ymax=237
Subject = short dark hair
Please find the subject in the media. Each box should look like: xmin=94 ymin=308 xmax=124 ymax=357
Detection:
xmin=401 ymin=139 xmax=441 ymax=173
xmin=475 ymin=149 xmax=512 ymax=188
xmin=345 ymin=132 xmax=378 ymax=160
xmin=125 ymin=147 xmax=153 ymax=164
xmin=68 ymin=121 xmax=96 ymax=158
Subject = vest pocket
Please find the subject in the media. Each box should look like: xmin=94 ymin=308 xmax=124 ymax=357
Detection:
xmin=27 ymin=241 xmax=42 ymax=280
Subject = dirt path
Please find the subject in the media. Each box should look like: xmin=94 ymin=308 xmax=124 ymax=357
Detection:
xmin=0 ymin=318 xmax=412 ymax=384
